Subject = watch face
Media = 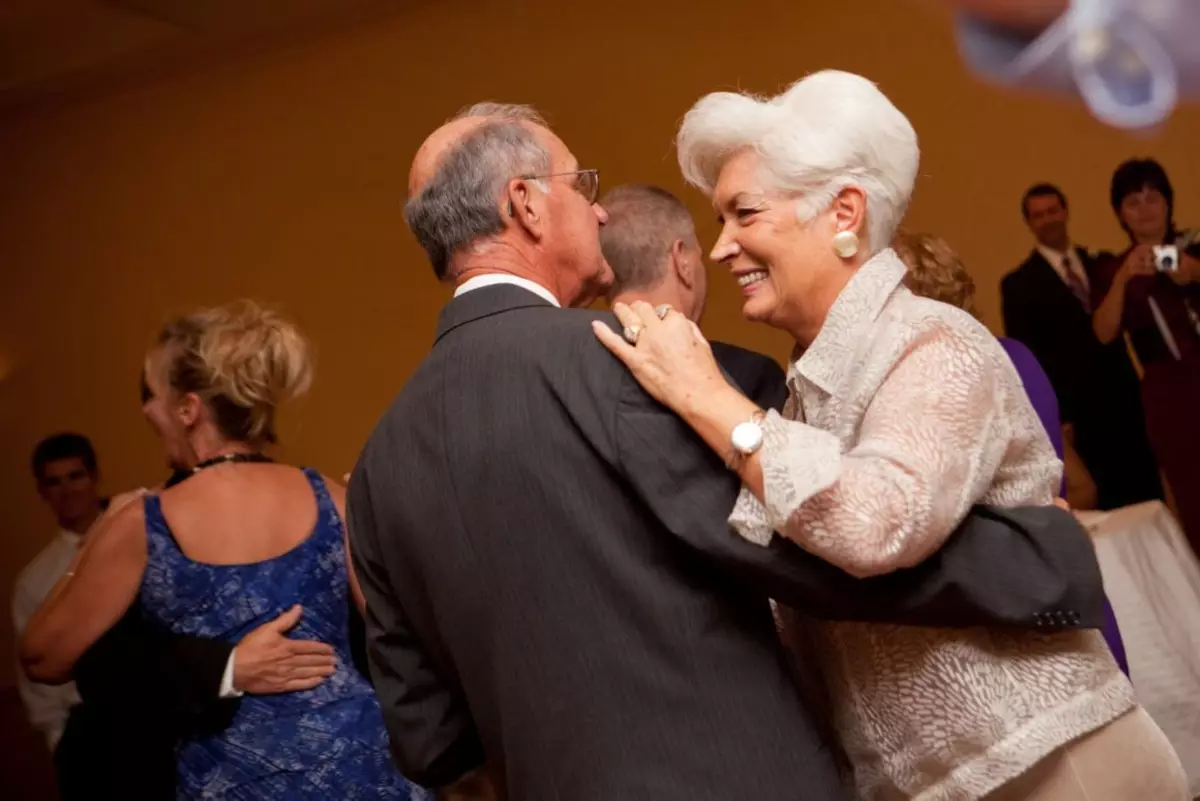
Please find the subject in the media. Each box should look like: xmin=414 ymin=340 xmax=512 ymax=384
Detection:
xmin=731 ymin=421 xmax=764 ymax=454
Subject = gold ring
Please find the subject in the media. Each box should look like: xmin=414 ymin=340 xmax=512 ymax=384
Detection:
xmin=655 ymin=304 xmax=672 ymax=320
xmin=623 ymin=325 xmax=644 ymax=345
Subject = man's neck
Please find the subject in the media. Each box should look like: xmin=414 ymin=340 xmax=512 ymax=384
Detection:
xmin=454 ymin=245 xmax=568 ymax=306
xmin=1038 ymin=240 xmax=1072 ymax=256
xmin=61 ymin=506 xmax=103 ymax=536
xmin=611 ymin=286 xmax=693 ymax=323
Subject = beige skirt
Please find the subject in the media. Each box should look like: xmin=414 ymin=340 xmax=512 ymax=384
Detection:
xmin=985 ymin=706 xmax=1189 ymax=801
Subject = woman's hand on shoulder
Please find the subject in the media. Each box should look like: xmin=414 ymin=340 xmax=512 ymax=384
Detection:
xmin=592 ymin=301 xmax=726 ymax=413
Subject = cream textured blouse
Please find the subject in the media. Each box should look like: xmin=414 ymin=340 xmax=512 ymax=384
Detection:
xmin=732 ymin=250 xmax=1134 ymax=800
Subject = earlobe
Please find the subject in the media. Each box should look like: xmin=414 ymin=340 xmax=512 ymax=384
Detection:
xmin=830 ymin=187 xmax=868 ymax=255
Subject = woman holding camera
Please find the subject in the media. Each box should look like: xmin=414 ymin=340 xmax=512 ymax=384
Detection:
xmin=1092 ymin=158 xmax=1200 ymax=555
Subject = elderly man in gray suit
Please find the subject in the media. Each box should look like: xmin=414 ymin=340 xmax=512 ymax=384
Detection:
xmin=346 ymin=103 xmax=1105 ymax=801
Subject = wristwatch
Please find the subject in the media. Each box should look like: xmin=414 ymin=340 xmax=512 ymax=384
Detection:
xmin=725 ymin=410 xmax=767 ymax=471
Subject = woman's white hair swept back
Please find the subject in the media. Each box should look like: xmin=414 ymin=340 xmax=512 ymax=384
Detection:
xmin=676 ymin=70 xmax=920 ymax=256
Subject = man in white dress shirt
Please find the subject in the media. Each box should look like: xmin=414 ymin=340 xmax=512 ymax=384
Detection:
xmin=12 ymin=433 xmax=103 ymax=751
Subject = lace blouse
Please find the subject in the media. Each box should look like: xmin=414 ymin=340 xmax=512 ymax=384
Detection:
xmin=734 ymin=250 xmax=1134 ymax=800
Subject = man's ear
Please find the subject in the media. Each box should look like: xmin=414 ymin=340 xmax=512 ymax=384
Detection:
xmin=670 ymin=239 xmax=695 ymax=289
xmin=505 ymin=178 xmax=546 ymax=241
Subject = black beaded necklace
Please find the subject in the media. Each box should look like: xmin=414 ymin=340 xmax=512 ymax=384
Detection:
xmin=191 ymin=452 xmax=274 ymax=474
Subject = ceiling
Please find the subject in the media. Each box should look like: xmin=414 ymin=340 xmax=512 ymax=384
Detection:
xmin=0 ymin=0 xmax=399 ymax=116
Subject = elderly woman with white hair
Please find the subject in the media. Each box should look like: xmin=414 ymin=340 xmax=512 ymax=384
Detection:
xmin=594 ymin=71 xmax=1186 ymax=800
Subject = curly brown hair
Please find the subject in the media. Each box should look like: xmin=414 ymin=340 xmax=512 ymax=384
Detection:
xmin=892 ymin=230 xmax=976 ymax=315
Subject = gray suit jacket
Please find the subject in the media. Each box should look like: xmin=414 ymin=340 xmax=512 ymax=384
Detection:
xmin=348 ymin=285 xmax=1104 ymax=801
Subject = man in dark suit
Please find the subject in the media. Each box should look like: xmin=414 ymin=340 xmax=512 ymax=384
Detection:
xmin=347 ymin=103 xmax=1105 ymax=801
xmin=599 ymin=183 xmax=788 ymax=412
xmin=1002 ymin=183 xmax=1162 ymax=509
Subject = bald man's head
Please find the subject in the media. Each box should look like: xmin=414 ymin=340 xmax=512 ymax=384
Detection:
xmin=404 ymin=103 xmax=552 ymax=279
xmin=408 ymin=104 xmax=549 ymax=197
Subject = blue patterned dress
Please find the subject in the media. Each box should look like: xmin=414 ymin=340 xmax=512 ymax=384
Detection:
xmin=138 ymin=468 xmax=431 ymax=800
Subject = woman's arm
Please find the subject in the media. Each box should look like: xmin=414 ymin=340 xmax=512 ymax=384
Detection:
xmin=1062 ymin=439 xmax=1099 ymax=511
xmin=1093 ymin=271 xmax=1130 ymax=344
xmin=596 ymin=304 xmax=1059 ymax=578
xmin=325 ymin=475 xmax=367 ymax=614
xmin=19 ymin=502 xmax=148 ymax=684
xmin=1094 ymin=247 xmax=1153 ymax=344
xmin=707 ymin=328 xmax=1058 ymax=577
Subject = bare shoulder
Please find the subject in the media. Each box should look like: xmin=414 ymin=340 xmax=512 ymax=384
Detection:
xmin=81 ymin=495 xmax=149 ymax=559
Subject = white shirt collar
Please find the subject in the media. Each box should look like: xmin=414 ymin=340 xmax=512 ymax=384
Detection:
xmin=453 ymin=274 xmax=561 ymax=307
xmin=1035 ymin=243 xmax=1089 ymax=287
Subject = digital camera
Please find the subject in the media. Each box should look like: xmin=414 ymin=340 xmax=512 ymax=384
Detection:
xmin=1154 ymin=245 xmax=1179 ymax=273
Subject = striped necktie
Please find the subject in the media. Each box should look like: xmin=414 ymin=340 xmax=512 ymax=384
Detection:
xmin=1062 ymin=255 xmax=1091 ymax=313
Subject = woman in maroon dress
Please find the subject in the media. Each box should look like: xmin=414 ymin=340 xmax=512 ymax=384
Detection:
xmin=1092 ymin=159 xmax=1200 ymax=555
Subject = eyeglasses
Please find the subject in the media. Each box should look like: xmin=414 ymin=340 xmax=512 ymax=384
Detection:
xmin=523 ymin=169 xmax=600 ymax=204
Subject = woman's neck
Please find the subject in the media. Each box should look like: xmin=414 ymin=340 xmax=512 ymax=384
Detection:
xmin=1134 ymin=228 xmax=1169 ymax=246
xmin=786 ymin=262 xmax=859 ymax=348
xmin=187 ymin=435 xmax=255 ymax=467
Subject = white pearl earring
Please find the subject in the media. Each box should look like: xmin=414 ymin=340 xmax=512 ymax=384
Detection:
xmin=832 ymin=230 xmax=859 ymax=259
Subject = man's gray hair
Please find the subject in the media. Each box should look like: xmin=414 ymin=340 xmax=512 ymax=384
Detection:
xmin=599 ymin=184 xmax=698 ymax=296
xmin=405 ymin=103 xmax=551 ymax=280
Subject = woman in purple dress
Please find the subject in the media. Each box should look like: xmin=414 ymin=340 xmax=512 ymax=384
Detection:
xmin=894 ymin=231 xmax=1130 ymax=675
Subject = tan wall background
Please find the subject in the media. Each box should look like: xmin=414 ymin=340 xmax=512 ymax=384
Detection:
xmin=1 ymin=0 xmax=1197 ymax=685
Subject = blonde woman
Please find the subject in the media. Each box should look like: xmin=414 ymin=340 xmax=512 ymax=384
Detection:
xmin=595 ymin=72 xmax=1186 ymax=799
xmin=20 ymin=302 xmax=430 ymax=800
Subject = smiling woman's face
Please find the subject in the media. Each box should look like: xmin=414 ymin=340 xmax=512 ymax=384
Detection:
xmin=709 ymin=150 xmax=855 ymax=341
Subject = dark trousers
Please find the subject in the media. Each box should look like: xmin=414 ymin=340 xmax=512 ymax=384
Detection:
xmin=54 ymin=703 xmax=179 ymax=801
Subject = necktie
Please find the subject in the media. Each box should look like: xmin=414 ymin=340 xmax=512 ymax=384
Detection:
xmin=1062 ymin=256 xmax=1091 ymax=313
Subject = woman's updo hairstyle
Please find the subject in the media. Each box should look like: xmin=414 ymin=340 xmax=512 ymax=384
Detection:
xmin=892 ymin=230 xmax=977 ymax=316
xmin=156 ymin=300 xmax=312 ymax=444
